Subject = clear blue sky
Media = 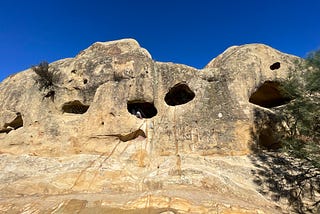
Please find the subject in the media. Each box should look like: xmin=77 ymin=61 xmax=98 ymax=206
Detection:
xmin=1 ymin=0 xmax=320 ymax=81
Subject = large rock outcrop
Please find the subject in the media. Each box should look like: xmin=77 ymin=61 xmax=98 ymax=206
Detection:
xmin=0 ymin=39 xmax=300 ymax=213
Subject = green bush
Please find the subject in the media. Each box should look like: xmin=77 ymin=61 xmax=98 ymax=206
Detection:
xmin=279 ymin=51 xmax=320 ymax=169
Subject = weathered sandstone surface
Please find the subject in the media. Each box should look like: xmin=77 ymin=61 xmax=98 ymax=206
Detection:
xmin=0 ymin=39 xmax=299 ymax=213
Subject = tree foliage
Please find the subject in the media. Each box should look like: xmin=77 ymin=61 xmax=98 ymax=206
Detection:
xmin=279 ymin=51 xmax=320 ymax=169
xmin=305 ymin=51 xmax=320 ymax=93
xmin=32 ymin=61 xmax=60 ymax=91
xmin=274 ymin=50 xmax=320 ymax=212
xmin=32 ymin=61 xmax=60 ymax=101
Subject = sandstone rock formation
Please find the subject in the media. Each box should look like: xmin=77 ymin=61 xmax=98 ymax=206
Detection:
xmin=0 ymin=39 xmax=300 ymax=213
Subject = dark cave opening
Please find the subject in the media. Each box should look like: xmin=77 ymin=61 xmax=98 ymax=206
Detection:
xmin=62 ymin=100 xmax=89 ymax=114
xmin=258 ymin=127 xmax=281 ymax=150
xmin=164 ymin=83 xmax=195 ymax=106
xmin=249 ymin=81 xmax=291 ymax=108
xmin=0 ymin=113 xmax=23 ymax=134
xmin=8 ymin=113 xmax=23 ymax=130
xmin=252 ymin=109 xmax=282 ymax=151
xmin=127 ymin=101 xmax=157 ymax=119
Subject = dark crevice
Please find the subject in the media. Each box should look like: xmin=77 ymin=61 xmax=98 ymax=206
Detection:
xmin=258 ymin=127 xmax=281 ymax=150
xmin=119 ymin=129 xmax=146 ymax=142
xmin=0 ymin=113 xmax=23 ymax=133
xmin=249 ymin=81 xmax=291 ymax=108
xmin=0 ymin=128 xmax=12 ymax=134
xmin=203 ymin=77 xmax=216 ymax=82
xmin=127 ymin=101 xmax=157 ymax=119
xmin=43 ymin=90 xmax=55 ymax=102
xmin=165 ymin=82 xmax=195 ymax=106
xmin=62 ymin=100 xmax=89 ymax=114
xmin=270 ymin=62 xmax=281 ymax=70
xmin=251 ymin=109 xmax=282 ymax=151
xmin=93 ymin=129 xmax=146 ymax=142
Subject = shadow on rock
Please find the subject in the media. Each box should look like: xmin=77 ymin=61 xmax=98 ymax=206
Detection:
xmin=250 ymin=151 xmax=320 ymax=213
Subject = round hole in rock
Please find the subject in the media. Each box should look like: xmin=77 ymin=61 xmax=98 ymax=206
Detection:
xmin=62 ymin=100 xmax=89 ymax=114
xmin=249 ymin=81 xmax=291 ymax=108
xmin=127 ymin=101 xmax=157 ymax=119
xmin=270 ymin=62 xmax=281 ymax=70
xmin=83 ymin=79 xmax=88 ymax=84
xmin=165 ymin=83 xmax=195 ymax=106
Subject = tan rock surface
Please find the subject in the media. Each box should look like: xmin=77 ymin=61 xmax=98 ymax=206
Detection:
xmin=0 ymin=39 xmax=300 ymax=213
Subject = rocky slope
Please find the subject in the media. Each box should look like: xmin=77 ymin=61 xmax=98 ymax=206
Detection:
xmin=0 ymin=39 xmax=300 ymax=213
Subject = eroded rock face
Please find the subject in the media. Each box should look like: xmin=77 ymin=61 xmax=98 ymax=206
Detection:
xmin=0 ymin=39 xmax=299 ymax=213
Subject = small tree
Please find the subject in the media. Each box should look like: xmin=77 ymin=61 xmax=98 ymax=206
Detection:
xmin=32 ymin=61 xmax=60 ymax=101
xmin=305 ymin=51 xmax=320 ymax=93
xmin=280 ymin=52 xmax=320 ymax=168
xmin=276 ymin=50 xmax=320 ymax=212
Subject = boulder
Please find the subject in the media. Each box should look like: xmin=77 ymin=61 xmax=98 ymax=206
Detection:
xmin=0 ymin=39 xmax=299 ymax=213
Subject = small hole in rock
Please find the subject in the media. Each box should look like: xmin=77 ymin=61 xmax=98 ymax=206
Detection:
xmin=9 ymin=113 xmax=23 ymax=129
xmin=165 ymin=82 xmax=195 ymax=106
xmin=62 ymin=100 xmax=89 ymax=114
xmin=71 ymin=70 xmax=77 ymax=74
xmin=101 ymin=122 xmax=104 ymax=125
xmin=83 ymin=79 xmax=88 ymax=84
xmin=127 ymin=101 xmax=157 ymax=119
xmin=270 ymin=62 xmax=281 ymax=70
xmin=0 ymin=113 xmax=23 ymax=134
xmin=43 ymin=90 xmax=55 ymax=102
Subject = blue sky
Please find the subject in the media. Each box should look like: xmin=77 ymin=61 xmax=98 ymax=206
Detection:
xmin=1 ymin=0 xmax=320 ymax=81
